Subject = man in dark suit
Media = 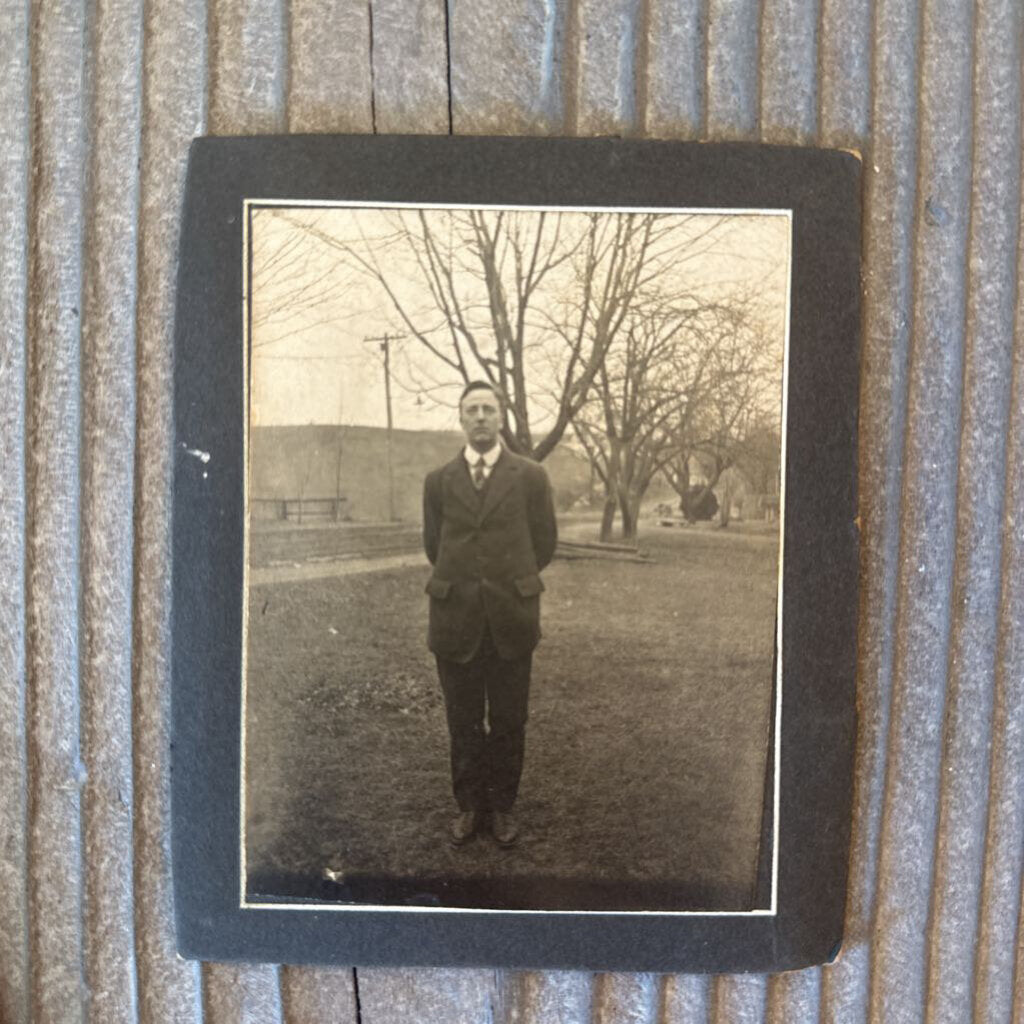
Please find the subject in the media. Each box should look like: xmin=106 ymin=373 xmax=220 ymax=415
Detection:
xmin=423 ymin=381 xmax=558 ymax=848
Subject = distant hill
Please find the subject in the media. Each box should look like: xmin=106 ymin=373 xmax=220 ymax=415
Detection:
xmin=250 ymin=424 xmax=592 ymax=523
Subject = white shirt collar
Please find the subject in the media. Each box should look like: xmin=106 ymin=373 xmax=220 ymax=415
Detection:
xmin=463 ymin=442 xmax=502 ymax=468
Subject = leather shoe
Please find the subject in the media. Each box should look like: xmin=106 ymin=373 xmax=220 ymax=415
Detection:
xmin=491 ymin=810 xmax=518 ymax=848
xmin=449 ymin=811 xmax=478 ymax=847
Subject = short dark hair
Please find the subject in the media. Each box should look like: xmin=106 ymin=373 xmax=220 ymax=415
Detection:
xmin=459 ymin=380 xmax=503 ymax=407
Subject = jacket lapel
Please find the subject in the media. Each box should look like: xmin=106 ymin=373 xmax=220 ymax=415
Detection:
xmin=479 ymin=450 xmax=518 ymax=522
xmin=444 ymin=453 xmax=479 ymax=517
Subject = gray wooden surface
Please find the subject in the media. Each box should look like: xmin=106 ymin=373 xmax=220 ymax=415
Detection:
xmin=1 ymin=0 xmax=1022 ymax=1021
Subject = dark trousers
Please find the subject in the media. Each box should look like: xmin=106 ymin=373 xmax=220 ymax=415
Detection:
xmin=436 ymin=631 xmax=532 ymax=813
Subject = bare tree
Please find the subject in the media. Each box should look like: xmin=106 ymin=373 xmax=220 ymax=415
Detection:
xmin=250 ymin=212 xmax=358 ymax=349
xmin=661 ymin=318 xmax=780 ymax=525
xmin=572 ymin=301 xmax=743 ymax=542
xmin=279 ymin=209 xmax=736 ymax=461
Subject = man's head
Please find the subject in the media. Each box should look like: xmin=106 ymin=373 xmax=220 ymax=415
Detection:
xmin=459 ymin=380 xmax=503 ymax=452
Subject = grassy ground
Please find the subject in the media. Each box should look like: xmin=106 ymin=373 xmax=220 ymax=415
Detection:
xmin=245 ymin=523 xmax=778 ymax=911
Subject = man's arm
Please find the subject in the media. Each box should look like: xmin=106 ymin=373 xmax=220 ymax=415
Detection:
xmin=528 ymin=465 xmax=558 ymax=571
xmin=423 ymin=471 xmax=442 ymax=565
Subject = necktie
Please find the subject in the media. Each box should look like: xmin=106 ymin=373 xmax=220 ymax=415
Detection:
xmin=472 ymin=457 xmax=486 ymax=490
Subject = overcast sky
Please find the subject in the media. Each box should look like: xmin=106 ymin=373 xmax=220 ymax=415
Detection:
xmin=248 ymin=204 xmax=791 ymax=433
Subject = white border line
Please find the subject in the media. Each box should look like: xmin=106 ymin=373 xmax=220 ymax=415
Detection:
xmin=239 ymin=199 xmax=793 ymax=918
xmin=240 ymin=203 xmax=252 ymax=906
xmin=771 ymin=214 xmax=794 ymax=916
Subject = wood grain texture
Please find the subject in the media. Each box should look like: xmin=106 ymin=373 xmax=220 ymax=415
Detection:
xmin=7 ymin=0 xmax=1024 ymax=1020
xmin=575 ymin=0 xmax=644 ymax=134
xmin=0 ymin=0 xmax=30 ymax=1021
xmin=288 ymin=0 xmax=373 ymax=132
xmin=758 ymin=0 xmax=818 ymax=144
xmin=133 ymin=0 xmax=207 ymax=1020
xmin=80 ymin=0 xmax=145 ymax=1020
xmin=819 ymin=0 xmax=921 ymax=1020
xmin=449 ymin=0 xmax=569 ymax=134
xmin=705 ymin=0 xmax=759 ymax=139
xmin=369 ymin=0 xmax=449 ymax=133
xmin=869 ymin=0 xmax=975 ymax=1018
xmin=279 ymin=966 xmax=358 ymax=1022
xmin=25 ymin=1 xmax=88 ymax=1020
xmin=924 ymin=1 xmax=1022 ymax=1021
xmin=645 ymin=0 xmax=704 ymax=138
xmin=208 ymin=0 xmax=288 ymax=133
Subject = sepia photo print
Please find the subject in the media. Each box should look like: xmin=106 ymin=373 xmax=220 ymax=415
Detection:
xmin=241 ymin=201 xmax=792 ymax=914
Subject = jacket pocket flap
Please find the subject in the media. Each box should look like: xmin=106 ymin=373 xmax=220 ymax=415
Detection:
xmin=425 ymin=578 xmax=452 ymax=599
xmin=514 ymin=574 xmax=545 ymax=597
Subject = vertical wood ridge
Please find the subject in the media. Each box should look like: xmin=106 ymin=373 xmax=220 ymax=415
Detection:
xmin=287 ymin=0 xmax=372 ymax=132
xmin=24 ymin=0 xmax=88 ymax=1019
xmin=922 ymin=0 xmax=1023 ymax=1020
xmin=817 ymin=0 xmax=871 ymax=148
xmin=869 ymin=0 xmax=975 ymax=1018
xmin=363 ymin=0 xmax=448 ymax=134
xmin=820 ymin=0 xmax=920 ymax=1017
xmin=645 ymin=0 xmax=705 ymax=139
xmin=0 ymin=0 xmax=31 ymax=1019
xmin=202 ymin=963 xmax=284 ymax=1024
xmin=207 ymin=0 xmax=288 ymax=134
xmin=970 ymin=24 xmax=1024 ymax=1018
xmin=758 ymin=0 xmax=820 ymax=145
xmin=576 ymin=0 xmax=646 ymax=135
xmin=79 ymin=0 xmax=146 ymax=1019
xmin=279 ymin=965 xmax=357 ymax=1022
xmin=659 ymin=975 xmax=711 ymax=1024
xmin=705 ymin=0 xmax=760 ymax=139
xmin=593 ymin=973 xmax=660 ymax=1024
xmin=711 ymin=973 xmax=766 ymax=1024
xmin=132 ymin=0 xmax=207 ymax=1020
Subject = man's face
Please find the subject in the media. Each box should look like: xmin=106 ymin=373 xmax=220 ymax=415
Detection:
xmin=460 ymin=387 xmax=502 ymax=451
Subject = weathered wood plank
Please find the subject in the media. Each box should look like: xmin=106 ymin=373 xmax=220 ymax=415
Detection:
xmin=369 ymin=0 xmax=449 ymax=134
xmin=576 ymin=0 xmax=644 ymax=135
xmin=711 ymin=974 xmax=765 ymax=1024
xmin=705 ymin=0 xmax=759 ymax=140
xmin=24 ymin=0 xmax=87 ymax=1020
xmin=288 ymin=0 xmax=373 ymax=131
xmin=509 ymin=972 xmax=593 ymax=1022
xmin=660 ymin=974 xmax=711 ymax=1023
xmin=766 ymin=969 xmax=820 ymax=1024
xmin=869 ymin=0 xmax=975 ymax=1018
xmin=646 ymin=0 xmax=705 ymax=139
xmin=133 ymin=0 xmax=207 ymax=1018
xmin=818 ymin=0 xmax=922 ymax=1018
xmin=79 ymin=0 xmax=145 ymax=1021
xmin=280 ymin=966 xmax=357 ymax=1023
xmin=204 ymin=964 xmax=283 ymax=1024
xmin=817 ymin=0 xmax=871 ymax=149
xmin=593 ymin=973 xmax=659 ymax=1023
xmin=449 ymin=0 xmax=568 ymax=134
xmin=0 ymin=0 xmax=30 ymax=1020
xmin=207 ymin=0 xmax=288 ymax=133
xmin=356 ymin=968 xmax=500 ymax=1023
xmin=758 ymin=0 xmax=819 ymax=144
xmin=922 ymin=0 xmax=1022 ymax=1021
xmin=970 ymin=24 xmax=1024 ymax=1019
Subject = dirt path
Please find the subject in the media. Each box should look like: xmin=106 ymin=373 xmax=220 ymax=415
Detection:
xmin=250 ymin=551 xmax=428 ymax=587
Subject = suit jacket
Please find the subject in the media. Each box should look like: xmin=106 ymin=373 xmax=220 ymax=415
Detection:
xmin=423 ymin=448 xmax=558 ymax=661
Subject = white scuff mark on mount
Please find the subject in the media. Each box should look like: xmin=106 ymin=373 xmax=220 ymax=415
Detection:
xmin=180 ymin=442 xmax=211 ymax=463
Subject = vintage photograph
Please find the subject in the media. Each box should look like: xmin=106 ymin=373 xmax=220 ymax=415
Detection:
xmin=241 ymin=201 xmax=791 ymax=914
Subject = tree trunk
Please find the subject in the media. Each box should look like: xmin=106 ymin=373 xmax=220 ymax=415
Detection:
xmin=618 ymin=491 xmax=641 ymax=543
xmin=599 ymin=494 xmax=617 ymax=542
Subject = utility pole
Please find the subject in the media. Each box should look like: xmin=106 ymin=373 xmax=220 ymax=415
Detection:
xmin=365 ymin=333 xmax=404 ymax=521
